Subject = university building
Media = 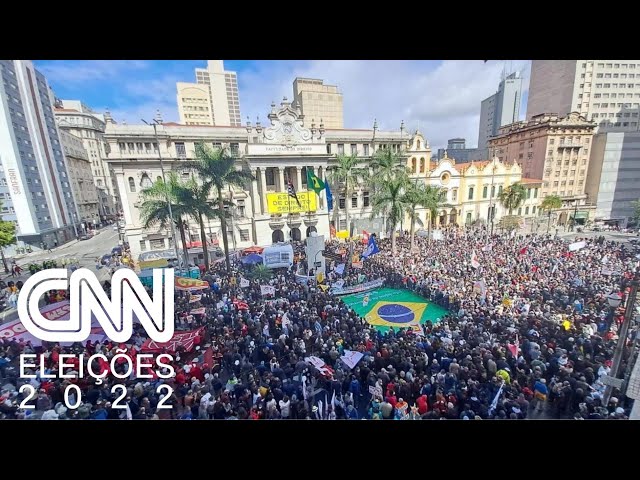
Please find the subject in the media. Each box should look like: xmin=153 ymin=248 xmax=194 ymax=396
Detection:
xmin=104 ymin=99 xmax=543 ymax=262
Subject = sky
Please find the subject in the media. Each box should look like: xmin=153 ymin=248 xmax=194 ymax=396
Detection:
xmin=34 ymin=59 xmax=531 ymax=151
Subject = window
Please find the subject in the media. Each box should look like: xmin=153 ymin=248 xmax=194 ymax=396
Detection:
xmin=339 ymin=196 xmax=345 ymax=209
xmin=139 ymin=240 xmax=147 ymax=252
xmin=452 ymin=189 xmax=457 ymax=201
xmin=498 ymin=186 xmax=503 ymax=196
xmin=237 ymin=199 xmax=245 ymax=217
xmin=468 ymin=187 xmax=474 ymax=200
xmin=363 ymin=191 xmax=370 ymax=207
xmin=518 ymin=207 xmax=522 ymax=216
xmin=118 ymin=142 xmax=126 ymax=153
xmin=212 ymin=142 xmax=222 ymax=149
xmin=363 ymin=144 xmax=370 ymax=156
xmin=337 ymin=144 xmax=344 ymax=155
xmin=351 ymin=196 xmax=357 ymax=208
xmin=150 ymin=239 xmax=165 ymax=250
xmin=128 ymin=177 xmax=136 ymax=192
xmin=327 ymin=144 xmax=332 ymax=154
xmin=411 ymin=158 xmax=417 ymax=173
xmin=532 ymin=206 xmax=537 ymax=214
xmin=141 ymin=174 xmax=152 ymax=188
xmin=350 ymin=144 xmax=357 ymax=155
xmin=239 ymin=229 xmax=250 ymax=242
xmin=265 ymin=168 xmax=275 ymax=186
xmin=483 ymin=186 xmax=488 ymax=199
xmin=175 ymin=142 xmax=186 ymax=158
xmin=230 ymin=143 xmax=239 ymax=155
xmin=525 ymin=206 xmax=529 ymax=215
xmin=420 ymin=158 xmax=425 ymax=173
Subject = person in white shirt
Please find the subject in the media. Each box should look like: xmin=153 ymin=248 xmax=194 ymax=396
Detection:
xmin=279 ymin=395 xmax=291 ymax=418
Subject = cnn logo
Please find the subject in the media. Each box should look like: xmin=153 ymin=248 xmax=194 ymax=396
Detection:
xmin=17 ymin=268 xmax=175 ymax=343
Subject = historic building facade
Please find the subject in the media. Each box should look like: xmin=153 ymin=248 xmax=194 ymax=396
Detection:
xmin=104 ymin=100 xmax=543 ymax=261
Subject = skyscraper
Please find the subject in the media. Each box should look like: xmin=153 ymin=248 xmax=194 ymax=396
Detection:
xmin=293 ymin=78 xmax=344 ymax=129
xmin=0 ymin=60 xmax=79 ymax=251
xmin=527 ymin=60 xmax=640 ymax=133
xmin=478 ymin=72 xmax=522 ymax=150
xmin=177 ymin=60 xmax=241 ymax=126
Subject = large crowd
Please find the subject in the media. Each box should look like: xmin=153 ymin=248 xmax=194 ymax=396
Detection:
xmin=1 ymin=226 xmax=639 ymax=420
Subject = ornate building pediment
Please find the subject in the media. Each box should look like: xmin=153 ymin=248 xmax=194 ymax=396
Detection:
xmin=263 ymin=98 xmax=313 ymax=145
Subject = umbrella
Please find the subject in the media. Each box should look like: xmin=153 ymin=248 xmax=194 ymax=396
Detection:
xmin=241 ymin=253 xmax=263 ymax=265
xmin=112 ymin=246 xmax=123 ymax=255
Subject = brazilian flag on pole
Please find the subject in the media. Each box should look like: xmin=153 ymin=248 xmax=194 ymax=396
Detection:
xmin=306 ymin=169 xmax=325 ymax=194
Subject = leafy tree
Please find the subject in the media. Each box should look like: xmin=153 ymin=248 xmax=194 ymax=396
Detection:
xmin=541 ymin=194 xmax=563 ymax=233
xmin=327 ymin=154 xmax=367 ymax=236
xmin=248 ymin=263 xmax=272 ymax=282
xmin=498 ymin=182 xmax=527 ymax=215
xmin=370 ymin=171 xmax=410 ymax=253
xmin=403 ymin=181 xmax=443 ymax=250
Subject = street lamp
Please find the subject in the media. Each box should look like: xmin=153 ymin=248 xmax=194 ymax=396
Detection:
xmin=607 ymin=292 xmax=623 ymax=329
xmin=142 ymin=118 xmax=183 ymax=270
xmin=603 ymin=280 xmax=640 ymax=406
xmin=488 ymin=159 xmax=497 ymax=236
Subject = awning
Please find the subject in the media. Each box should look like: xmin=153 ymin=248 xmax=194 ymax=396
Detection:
xmin=572 ymin=211 xmax=589 ymax=219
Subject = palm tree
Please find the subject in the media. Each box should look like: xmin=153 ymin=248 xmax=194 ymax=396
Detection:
xmin=498 ymin=182 xmax=527 ymax=215
xmin=368 ymin=148 xmax=408 ymax=235
xmin=403 ymin=182 xmax=442 ymax=250
xmin=327 ymin=154 xmax=366 ymax=236
xmin=370 ymin=172 xmax=410 ymax=253
xmin=178 ymin=177 xmax=231 ymax=268
xmin=424 ymin=185 xmax=446 ymax=240
xmin=541 ymin=194 xmax=562 ymax=233
xmin=139 ymin=172 xmax=191 ymax=267
xmin=187 ymin=144 xmax=254 ymax=271
xmin=248 ymin=263 xmax=272 ymax=282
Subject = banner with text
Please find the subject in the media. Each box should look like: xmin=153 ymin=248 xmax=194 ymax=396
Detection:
xmin=266 ymin=191 xmax=317 ymax=214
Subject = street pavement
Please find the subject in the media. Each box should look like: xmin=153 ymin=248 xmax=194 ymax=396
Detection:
xmin=0 ymin=228 xmax=119 ymax=324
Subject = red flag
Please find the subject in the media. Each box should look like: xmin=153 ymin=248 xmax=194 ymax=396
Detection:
xmin=330 ymin=224 xmax=336 ymax=238
xmin=362 ymin=230 xmax=370 ymax=245
xmin=519 ymin=246 xmax=528 ymax=255
xmin=234 ymin=300 xmax=249 ymax=310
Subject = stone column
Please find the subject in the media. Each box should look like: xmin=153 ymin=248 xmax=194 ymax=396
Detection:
xmin=317 ymin=166 xmax=324 ymax=210
xmin=296 ymin=166 xmax=303 ymax=192
xmin=250 ymin=169 xmax=261 ymax=216
xmin=115 ymin=171 xmax=134 ymax=226
xmin=278 ymin=166 xmax=285 ymax=192
xmin=260 ymin=168 xmax=267 ymax=215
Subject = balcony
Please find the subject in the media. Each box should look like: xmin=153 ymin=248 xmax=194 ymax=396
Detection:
xmin=557 ymin=142 xmax=582 ymax=149
xmin=287 ymin=214 xmax=302 ymax=228
xmin=303 ymin=213 xmax=318 ymax=226
xmin=269 ymin=214 xmax=285 ymax=230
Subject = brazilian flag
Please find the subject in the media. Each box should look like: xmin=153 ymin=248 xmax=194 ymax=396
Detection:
xmin=306 ymin=169 xmax=325 ymax=194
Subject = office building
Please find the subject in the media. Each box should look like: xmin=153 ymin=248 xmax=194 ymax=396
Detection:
xmin=586 ymin=132 xmax=640 ymax=226
xmin=487 ymin=112 xmax=597 ymax=224
xmin=58 ymin=130 xmax=100 ymax=228
xmin=436 ymin=138 xmax=486 ymax=162
xmin=0 ymin=60 xmax=78 ymax=252
xmin=478 ymin=72 xmax=522 ymax=150
xmin=54 ymin=100 xmax=120 ymax=217
xmin=177 ymin=60 xmax=241 ymax=126
xmin=527 ymin=60 xmax=640 ymax=133
xmin=293 ymin=78 xmax=344 ymax=129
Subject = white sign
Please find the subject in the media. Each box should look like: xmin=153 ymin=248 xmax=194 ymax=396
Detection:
xmin=340 ymin=350 xmax=364 ymax=370
xmin=240 ymin=277 xmax=250 ymax=288
xmin=247 ymin=144 xmax=327 ymax=156
xmin=260 ymin=285 xmax=276 ymax=296
xmin=18 ymin=268 xmax=175 ymax=343
xmin=568 ymin=241 xmax=586 ymax=251
xmin=369 ymin=385 xmax=383 ymax=398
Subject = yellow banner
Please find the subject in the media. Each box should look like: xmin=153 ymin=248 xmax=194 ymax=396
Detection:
xmin=175 ymin=276 xmax=210 ymax=291
xmin=336 ymin=230 xmax=349 ymax=239
xmin=266 ymin=191 xmax=317 ymax=214
xmin=139 ymin=259 xmax=168 ymax=269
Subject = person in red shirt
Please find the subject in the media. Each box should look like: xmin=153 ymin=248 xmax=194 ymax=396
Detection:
xmin=417 ymin=394 xmax=429 ymax=415
xmin=386 ymin=391 xmax=397 ymax=408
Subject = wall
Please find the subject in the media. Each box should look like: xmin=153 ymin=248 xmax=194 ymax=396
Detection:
xmin=526 ymin=60 xmax=576 ymax=119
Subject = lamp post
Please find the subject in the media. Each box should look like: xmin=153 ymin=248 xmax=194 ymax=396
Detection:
xmin=141 ymin=118 xmax=183 ymax=270
xmin=488 ymin=159 xmax=497 ymax=236
xmin=603 ymin=280 xmax=640 ymax=406
xmin=607 ymin=292 xmax=623 ymax=330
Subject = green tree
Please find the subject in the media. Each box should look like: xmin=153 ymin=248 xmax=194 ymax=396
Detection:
xmin=541 ymin=194 xmax=563 ymax=233
xmin=498 ymin=182 xmax=527 ymax=215
xmin=178 ymin=177 xmax=232 ymax=268
xmin=248 ymin=263 xmax=272 ymax=282
xmin=0 ymin=218 xmax=16 ymax=274
xmin=632 ymin=199 xmax=640 ymax=225
xmin=498 ymin=215 xmax=522 ymax=232
xmin=370 ymin=171 xmax=410 ymax=253
xmin=327 ymin=154 xmax=367 ymax=236
xmin=368 ymin=148 xmax=408 ymax=234
xmin=403 ymin=181 xmax=443 ymax=250
xmin=188 ymin=144 xmax=254 ymax=271
xmin=139 ymin=172 xmax=191 ymax=268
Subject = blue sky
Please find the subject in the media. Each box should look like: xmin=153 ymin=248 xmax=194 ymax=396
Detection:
xmin=35 ymin=60 xmax=530 ymax=150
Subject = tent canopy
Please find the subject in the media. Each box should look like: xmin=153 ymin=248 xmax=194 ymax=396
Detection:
xmin=241 ymin=253 xmax=264 ymax=265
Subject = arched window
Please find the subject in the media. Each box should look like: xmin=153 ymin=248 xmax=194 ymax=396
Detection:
xmin=97 ymin=179 xmax=103 ymax=187
xmin=141 ymin=174 xmax=152 ymax=188
xmin=468 ymin=187 xmax=474 ymax=200
xmin=417 ymin=140 xmax=421 ymax=149
xmin=440 ymin=188 xmax=448 ymax=201
xmin=420 ymin=158 xmax=425 ymax=173
xmin=411 ymin=158 xmax=417 ymax=173
xmin=157 ymin=176 xmax=163 ymax=182
xmin=128 ymin=177 xmax=136 ymax=192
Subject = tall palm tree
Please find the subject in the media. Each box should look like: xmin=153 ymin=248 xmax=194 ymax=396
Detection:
xmin=327 ymin=154 xmax=366 ymax=236
xmin=187 ymin=144 xmax=254 ymax=271
xmin=498 ymin=182 xmax=527 ymax=215
xmin=370 ymin=172 xmax=410 ymax=253
xmin=367 ymin=148 xmax=408 ymax=236
xmin=178 ymin=177 xmax=231 ymax=268
xmin=541 ymin=194 xmax=562 ymax=233
xmin=139 ymin=172 xmax=191 ymax=267
xmin=402 ymin=181 xmax=443 ymax=250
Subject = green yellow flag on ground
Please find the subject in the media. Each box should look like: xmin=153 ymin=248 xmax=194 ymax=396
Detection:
xmin=307 ymin=169 xmax=325 ymax=194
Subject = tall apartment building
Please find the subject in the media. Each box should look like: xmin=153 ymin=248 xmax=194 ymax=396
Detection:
xmin=0 ymin=60 xmax=79 ymax=252
xmin=487 ymin=113 xmax=597 ymax=223
xmin=527 ymin=60 xmax=640 ymax=133
xmin=177 ymin=60 xmax=241 ymax=126
xmin=54 ymin=100 xmax=120 ymax=217
xmin=58 ymin=129 xmax=100 ymax=227
xmin=293 ymin=78 xmax=344 ymax=129
xmin=586 ymin=132 xmax=640 ymax=225
xmin=478 ymin=72 xmax=522 ymax=150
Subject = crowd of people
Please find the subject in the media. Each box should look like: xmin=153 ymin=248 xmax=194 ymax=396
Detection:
xmin=0 ymin=226 xmax=638 ymax=420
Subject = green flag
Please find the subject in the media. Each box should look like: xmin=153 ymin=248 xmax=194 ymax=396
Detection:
xmin=306 ymin=169 xmax=325 ymax=194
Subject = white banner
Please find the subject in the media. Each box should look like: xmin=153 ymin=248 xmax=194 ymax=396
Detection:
xmin=304 ymin=356 xmax=333 ymax=376
xmin=369 ymin=385 xmax=383 ymax=398
xmin=240 ymin=277 xmax=250 ymax=288
xmin=260 ymin=285 xmax=276 ymax=296
xmin=568 ymin=241 xmax=586 ymax=251
xmin=340 ymin=350 xmax=364 ymax=370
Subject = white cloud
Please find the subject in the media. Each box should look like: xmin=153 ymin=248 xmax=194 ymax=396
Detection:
xmin=238 ymin=60 xmax=531 ymax=150
xmin=38 ymin=60 xmax=149 ymax=84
